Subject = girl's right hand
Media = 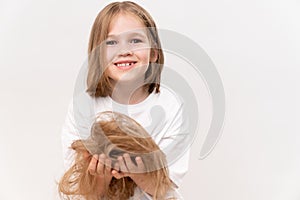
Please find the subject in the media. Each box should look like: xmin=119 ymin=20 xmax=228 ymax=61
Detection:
xmin=88 ymin=154 xmax=113 ymax=194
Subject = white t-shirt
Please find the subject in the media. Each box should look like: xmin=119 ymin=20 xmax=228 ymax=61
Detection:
xmin=61 ymin=86 xmax=191 ymax=199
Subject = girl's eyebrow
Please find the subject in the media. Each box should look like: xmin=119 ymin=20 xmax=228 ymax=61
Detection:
xmin=127 ymin=32 xmax=147 ymax=38
xmin=106 ymin=34 xmax=117 ymax=39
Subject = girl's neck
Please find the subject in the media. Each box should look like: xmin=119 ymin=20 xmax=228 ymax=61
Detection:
xmin=110 ymin=81 xmax=149 ymax=105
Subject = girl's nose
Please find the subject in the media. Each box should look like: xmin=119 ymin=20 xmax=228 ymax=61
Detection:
xmin=118 ymin=48 xmax=133 ymax=57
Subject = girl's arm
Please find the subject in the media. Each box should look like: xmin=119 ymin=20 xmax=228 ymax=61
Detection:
xmin=61 ymin=99 xmax=93 ymax=168
xmin=129 ymin=172 xmax=157 ymax=196
xmin=61 ymin=100 xmax=81 ymax=168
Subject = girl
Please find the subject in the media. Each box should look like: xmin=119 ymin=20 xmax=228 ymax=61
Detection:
xmin=62 ymin=1 xmax=190 ymax=199
xmin=59 ymin=111 xmax=175 ymax=200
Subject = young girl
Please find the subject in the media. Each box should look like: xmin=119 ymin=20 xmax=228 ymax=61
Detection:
xmin=59 ymin=111 xmax=176 ymax=200
xmin=61 ymin=1 xmax=190 ymax=199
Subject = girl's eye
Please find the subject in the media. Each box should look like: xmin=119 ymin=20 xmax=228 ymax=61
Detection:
xmin=130 ymin=39 xmax=142 ymax=44
xmin=106 ymin=40 xmax=117 ymax=45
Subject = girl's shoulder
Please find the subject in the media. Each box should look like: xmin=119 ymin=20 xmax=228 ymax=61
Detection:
xmin=153 ymin=86 xmax=184 ymax=107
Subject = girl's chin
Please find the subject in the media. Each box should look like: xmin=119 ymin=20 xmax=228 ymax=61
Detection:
xmin=109 ymin=73 xmax=146 ymax=84
xmin=107 ymin=64 xmax=148 ymax=82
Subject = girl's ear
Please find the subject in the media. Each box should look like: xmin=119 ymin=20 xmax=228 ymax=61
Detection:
xmin=150 ymin=49 xmax=158 ymax=62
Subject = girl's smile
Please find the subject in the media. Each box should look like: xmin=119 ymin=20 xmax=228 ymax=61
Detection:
xmin=113 ymin=59 xmax=137 ymax=70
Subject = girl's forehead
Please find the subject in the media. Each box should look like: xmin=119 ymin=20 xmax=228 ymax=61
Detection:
xmin=108 ymin=12 xmax=146 ymax=36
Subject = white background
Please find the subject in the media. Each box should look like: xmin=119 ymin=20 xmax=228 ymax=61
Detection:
xmin=0 ymin=0 xmax=299 ymax=199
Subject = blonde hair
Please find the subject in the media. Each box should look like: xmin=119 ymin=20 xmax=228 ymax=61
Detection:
xmin=58 ymin=111 xmax=173 ymax=200
xmin=86 ymin=1 xmax=164 ymax=97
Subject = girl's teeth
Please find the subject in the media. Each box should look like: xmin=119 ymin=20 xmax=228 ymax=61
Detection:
xmin=117 ymin=63 xmax=132 ymax=67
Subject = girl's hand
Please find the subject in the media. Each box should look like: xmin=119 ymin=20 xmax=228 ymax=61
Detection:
xmin=88 ymin=154 xmax=113 ymax=194
xmin=111 ymin=153 xmax=145 ymax=179
xmin=112 ymin=153 xmax=157 ymax=196
xmin=88 ymin=154 xmax=112 ymax=177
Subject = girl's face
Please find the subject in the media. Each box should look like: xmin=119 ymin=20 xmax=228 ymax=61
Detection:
xmin=104 ymin=13 xmax=156 ymax=84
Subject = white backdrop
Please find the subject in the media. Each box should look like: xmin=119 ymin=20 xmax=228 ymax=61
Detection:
xmin=0 ymin=0 xmax=299 ymax=199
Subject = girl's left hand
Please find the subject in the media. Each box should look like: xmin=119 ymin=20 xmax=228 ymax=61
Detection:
xmin=112 ymin=153 xmax=145 ymax=179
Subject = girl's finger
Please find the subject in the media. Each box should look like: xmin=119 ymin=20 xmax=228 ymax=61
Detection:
xmin=105 ymin=158 xmax=112 ymax=174
xmin=113 ymin=161 xmax=120 ymax=172
xmin=112 ymin=161 xmax=122 ymax=178
xmin=118 ymin=156 xmax=128 ymax=173
xmin=136 ymin=157 xmax=145 ymax=173
xmin=123 ymin=153 xmax=136 ymax=172
xmin=112 ymin=170 xmax=125 ymax=179
xmin=88 ymin=154 xmax=99 ymax=175
xmin=96 ymin=154 xmax=106 ymax=175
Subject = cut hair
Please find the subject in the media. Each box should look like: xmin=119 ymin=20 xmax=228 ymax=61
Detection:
xmin=58 ymin=111 xmax=173 ymax=200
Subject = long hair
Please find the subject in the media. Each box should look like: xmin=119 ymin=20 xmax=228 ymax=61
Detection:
xmin=58 ymin=111 xmax=172 ymax=200
xmin=86 ymin=1 xmax=164 ymax=97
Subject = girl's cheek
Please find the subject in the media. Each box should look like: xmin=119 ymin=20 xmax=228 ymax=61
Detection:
xmin=106 ymin=47 xmax=118 ymax=63
xmin=136 ymin=48 xmax=151 ymax=62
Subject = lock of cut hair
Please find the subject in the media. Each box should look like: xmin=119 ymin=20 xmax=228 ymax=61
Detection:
xmin=58 ymin=111 xmax=173 ymax=200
